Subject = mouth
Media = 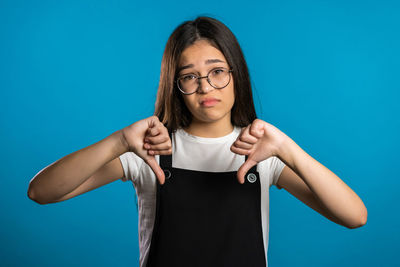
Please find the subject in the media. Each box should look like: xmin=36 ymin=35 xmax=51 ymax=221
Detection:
xmin=200 ymin=98 xmax=220 ymax=107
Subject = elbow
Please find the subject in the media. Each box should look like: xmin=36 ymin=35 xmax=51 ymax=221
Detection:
xmin=27 ymin=185 xmax=49 ymax=205
xmin=347 ymin=208 xmax=368 ymax=229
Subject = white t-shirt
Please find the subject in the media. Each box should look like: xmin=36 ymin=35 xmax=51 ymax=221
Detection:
xmin=119 ymin=126 xmax=286 ymax=267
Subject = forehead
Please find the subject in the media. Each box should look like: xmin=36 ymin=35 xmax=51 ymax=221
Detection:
xmin=178 ymin=40 xmax=227 ymax=66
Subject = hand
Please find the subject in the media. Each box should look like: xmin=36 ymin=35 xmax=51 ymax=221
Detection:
xmin=121 ymin=115 xmax=172 ymax=185
xmin=230 ymin=119 xmax=287 ymax=184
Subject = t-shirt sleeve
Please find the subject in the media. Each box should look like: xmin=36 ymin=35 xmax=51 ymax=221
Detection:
xmin=269 ymin=156 xmax=286 ymax=189
xmin=118 ymin=152 xmax=143 ymax=184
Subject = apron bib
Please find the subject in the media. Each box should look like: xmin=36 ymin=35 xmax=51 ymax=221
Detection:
xmin=147 ymin=133 xmax=266 ymax=267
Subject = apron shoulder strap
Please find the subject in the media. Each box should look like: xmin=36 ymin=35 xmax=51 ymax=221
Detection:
xmin=159 ymin=127 xmax=173 ymax=169
xmin=245 ymin=155 xmax=258 ymax=173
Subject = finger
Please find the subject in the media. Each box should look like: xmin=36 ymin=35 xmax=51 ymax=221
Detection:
xmin=145 ymin=157 xmax=165 ymax=185
xmin=249 ymin=120 xmax=265 ymax=138
xmin=144 ymin=142 xmax=171 ymax=151
xmin=147 ymin=115 xmax=160 ymax=129
xmin=232 ymin=139 xmax=253 ymax=150
xmin=147 ymin=126 xmax=161 ymax=137
xmin=144 ymin=134 xmax=170 ymax=145
xmin=239 ymin=126 xmax=246 ymax=135
xmin=149 ymin=148 xmax=172 ymax=155
xmin=240 ymin=125 xmax=259 ymax=144
xmin=146 ymin=119 xmax=163 ymax=136
xmin=230 ymin=145 xmax=251 ymax=156
xmin=237 ymin=158 xmax=257 ymax=184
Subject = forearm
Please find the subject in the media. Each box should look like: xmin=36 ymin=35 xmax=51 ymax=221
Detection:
xmin=28 ymin=130 xmax=128 ymax=203
xmin=277 ymin=137 xmax=367 ymax=228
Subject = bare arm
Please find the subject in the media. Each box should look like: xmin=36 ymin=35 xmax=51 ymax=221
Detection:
xmin=276 ymin=137 xmax=367 ymax=228
xmin=276 ymin=165 xmax=352 ymax=228
xmin=232 ymin=119 xmax=367 ymax=229
xmin=27 ymin=116 xmax=172 ymax=205
xmin=27 ymin=130 xmax=128 ymax=204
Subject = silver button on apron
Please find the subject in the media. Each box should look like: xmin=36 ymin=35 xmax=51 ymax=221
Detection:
xmin=163 ymin=169 xmax=171 ymax=179
xmin=247 ymin=173 xmax=257 ymax=183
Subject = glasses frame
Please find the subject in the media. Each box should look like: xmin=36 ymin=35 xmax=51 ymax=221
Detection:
xmin=176 ymin=67 xmax=233 ymax=95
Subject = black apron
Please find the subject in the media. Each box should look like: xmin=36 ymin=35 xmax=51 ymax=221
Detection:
xmin=147 ymin=132 xmax=266 ymax=267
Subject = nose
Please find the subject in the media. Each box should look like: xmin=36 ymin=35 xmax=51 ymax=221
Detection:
xmin=197 ymin=76 xmax=214 ymax=94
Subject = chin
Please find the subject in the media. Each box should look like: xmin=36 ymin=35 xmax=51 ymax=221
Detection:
xmin=194 ymin=109 xmax=230 ymax=123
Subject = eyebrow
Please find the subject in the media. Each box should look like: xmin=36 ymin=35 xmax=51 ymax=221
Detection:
xmin=177 ymin=59 xmax=226 ymax=73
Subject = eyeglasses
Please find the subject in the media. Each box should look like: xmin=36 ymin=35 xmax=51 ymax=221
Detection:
xmin=176 ymin=67 xmax=233 ymax=95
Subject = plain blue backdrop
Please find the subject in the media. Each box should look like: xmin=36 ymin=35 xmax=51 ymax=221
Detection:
xmin=1 ymin=0 xmax=399 ymax=266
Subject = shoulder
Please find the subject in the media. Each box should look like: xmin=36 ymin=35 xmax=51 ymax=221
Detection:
xmin=257 ymin=156 xmax=286 ymax=188
xmin=119 ymin=151 xmax=144 ymax=167
xmin=118 ymin=151 xmax=145 ymax=183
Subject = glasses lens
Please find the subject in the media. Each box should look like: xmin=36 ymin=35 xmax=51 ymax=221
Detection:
xmin=209 ymin=68 xmax=230 ymax=89
xmin=178 ymin=74 xmax=198 ymax=94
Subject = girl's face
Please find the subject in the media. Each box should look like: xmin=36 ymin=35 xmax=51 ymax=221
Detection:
xmin=177 ymin=39 xmax=235 ymax=125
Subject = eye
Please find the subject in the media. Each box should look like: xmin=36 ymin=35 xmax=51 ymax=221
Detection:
xmin=211 ymin=68 xmax=225 ymax=75
xmin=181 ymin=74 xmax=197 ymax=81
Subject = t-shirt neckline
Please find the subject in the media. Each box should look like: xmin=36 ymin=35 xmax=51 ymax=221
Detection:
xmin=176 ymin=126 xmax=240 ymax=144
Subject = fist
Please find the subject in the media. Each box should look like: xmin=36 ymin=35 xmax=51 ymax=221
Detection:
xmin=231 ymin=119 xmax=286 ymax=184
xmin=121 ymin=115 xmax=172 ymax=184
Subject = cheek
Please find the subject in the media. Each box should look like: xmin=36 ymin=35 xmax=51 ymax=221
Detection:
xmin=182 ymin=96 xmax=197 ymax=112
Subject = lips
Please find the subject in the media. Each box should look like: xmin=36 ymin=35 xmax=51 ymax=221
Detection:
xmin=200 ymin=97 xmax=220 ymax=107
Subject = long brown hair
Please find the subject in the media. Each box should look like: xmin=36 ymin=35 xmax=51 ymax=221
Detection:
xmin=154 ymin=16 xmax=257 ymax=133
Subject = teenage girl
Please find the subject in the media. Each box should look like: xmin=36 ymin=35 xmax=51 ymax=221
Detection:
xmin=28 ymin=16 xmax=367 ymax=267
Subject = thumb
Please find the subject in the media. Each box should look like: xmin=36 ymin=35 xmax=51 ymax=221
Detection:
xmin=145 ymin=157 xmax=165 ymax=185
xmin=237 ymin=158 xmax=257 ymax=184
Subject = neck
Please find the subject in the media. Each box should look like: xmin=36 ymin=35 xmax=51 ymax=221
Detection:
xmin=184 ymin=114 xmax=234 ymax=138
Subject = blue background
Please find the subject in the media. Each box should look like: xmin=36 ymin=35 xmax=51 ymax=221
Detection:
xmin=1 ymin=0 xmax=399 ymax=266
